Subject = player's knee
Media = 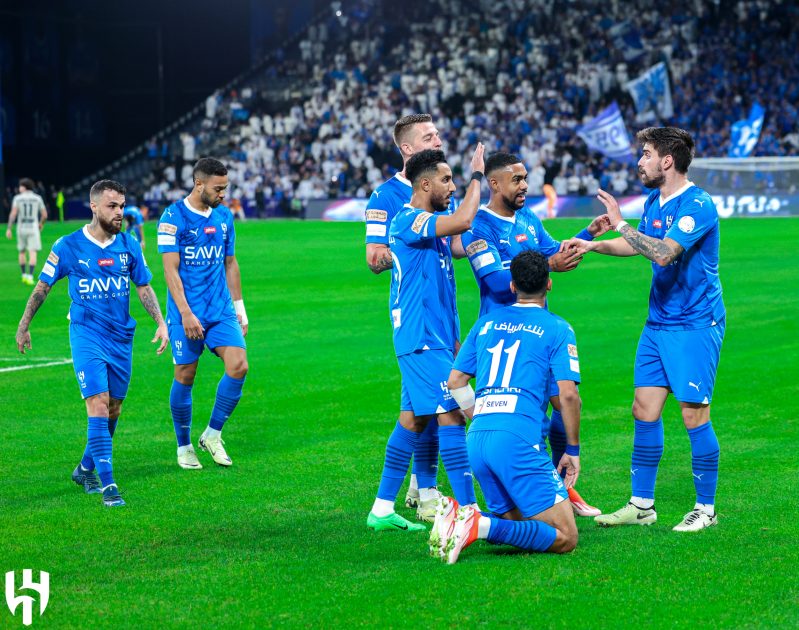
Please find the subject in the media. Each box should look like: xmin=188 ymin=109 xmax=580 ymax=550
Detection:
xmin=85 ymin=393 xmax=110 ymax=417
xmin=551 ymin=528 xmax=578 ymax=554
xmin=175 ymin=364 xmax=197 ymax=384
xmin=228 ymin=357 xmax=248 ymax=379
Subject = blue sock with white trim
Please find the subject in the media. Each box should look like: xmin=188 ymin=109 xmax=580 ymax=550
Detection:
xmin=87 ymin=416 xmax=114 ymax=488
xmin=376 ymin=422 xmax=420 ymax=501
xmin=439 ymin=425 xmax=477 ymax=506
xmin=630 ymin=418 xmax=664 ymax=502
xmin=688 ymin=422 xmax=719 ymax=506
xmin=208 ymin=374 xmax=245 ymax=431
xmin=170 ymin=380 xmax=193 ymax=447
xmin=413 ymin=418 xmax=439 ymax=488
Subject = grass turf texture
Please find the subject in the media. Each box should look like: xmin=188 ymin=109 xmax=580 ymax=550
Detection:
xmin=1 ymin=217 xmax=797 ymax=628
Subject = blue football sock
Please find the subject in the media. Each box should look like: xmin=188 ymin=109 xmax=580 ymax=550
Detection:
xmin=79 ymin=445 xmax=94 ymax=471
xmin=376 ymin=422 xmax=420 ymax=501
xmin=413 ymin=418 xmax=439 ymax=488
xmin=548 ymin=409 xmax=567 ymax=472
xmin=28 ymin=264 xmax=35 ymax=276
xmin=688 ymin=421 xmax=720 ymax=505
xmin=20 ymin=264 xmax=25 ymax=275
xmin=486 ymin=516 xmax=557 ymax=552
xmin=439 ymin=425 xmax=477 ymax=506
xmin=87 ymin=416 xmax=114 ymax=488
xmin=630 ymin=418 xmax=664 ymax=500
xmin=170 ymin=380 xmax=193 ymax=447
xmin=208 ymin=374 xmax=245 ymax=431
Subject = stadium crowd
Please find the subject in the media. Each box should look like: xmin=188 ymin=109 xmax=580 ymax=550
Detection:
xmin=126 ymin=0 xmax=798 ymax=215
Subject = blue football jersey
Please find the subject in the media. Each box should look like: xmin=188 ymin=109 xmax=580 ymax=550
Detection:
xmin=388 ymin=204 xmax=460 ymax=356
xmin=39 ymin=226 xmax=152 ymax=341
xmin=124 ymin=206 xmax=144 ymax=227
xmin=454 ymin=303 xmax=580 ymax=432
xmin=365 ymin=174 xmax=412 ymax=245
xmin=461 ymin=206 xmax=561 ymax=316
xmin=157 ymin=199 xmax=236 ymax=325
xmin=639 ymin=183 xmax=725 ymax=329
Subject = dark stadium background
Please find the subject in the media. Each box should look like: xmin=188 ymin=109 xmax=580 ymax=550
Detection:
xmin=0 ymin=0 xmax=319 ymax=195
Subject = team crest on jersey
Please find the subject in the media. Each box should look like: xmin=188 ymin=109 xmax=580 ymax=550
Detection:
xmin=411 ymin=212 xmax=433 ymax=234
xmin=47 ymin=251 xmax=59 ymax=265
xmin=204 ymin=226 xmax=217 ymax=234
xmin=667 ymin=215 xmax=675 ymax=229
xmin=159 ymin=223 xmax=178 ymax=235
xmin=466 ymin=239 xmax=488 ymax=257
xmin=653 ymin=219 xmax=662 ymax=229
xmin=568 ymin=344 xmax=578 ymax=358
xmin=98 ymin=258 xmax=114 ymax=267
xmin=515 ymin=233 xmax=528 ymax=243
xmin=366 ymin=210 xmax=388 ymax=222
xmin=119 ymin=253 xmax=129 ymax=266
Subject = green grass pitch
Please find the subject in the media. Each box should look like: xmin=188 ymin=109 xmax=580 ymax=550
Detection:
xmin=1 ymin=216 xmax=797 ymax=628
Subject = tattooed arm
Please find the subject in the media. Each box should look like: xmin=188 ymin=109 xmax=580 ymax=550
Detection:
xmin=616 ymin=223 xmax=684 ymax=266
xmin=16 ymin=281 xmax=52 ymax=353
xmin=366 ymin=243 xmax=394 ymax=274
xmin=136 ymin=284 xmax=170 ymax=355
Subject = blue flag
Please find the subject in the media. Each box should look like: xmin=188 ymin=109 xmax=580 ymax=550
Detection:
xmin=625 ymin=62 xmax=673 ymax=121
xmin=576 ymin=102 xmax=634 ymax=162
xmin=608 ymin=21 xmax=645 ymax=61
xmin=728 ymin=103 xmax=765 ymax=157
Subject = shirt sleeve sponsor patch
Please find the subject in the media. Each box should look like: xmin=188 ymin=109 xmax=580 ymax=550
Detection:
xmin=466 ymin=239 xmax=488 ymax=257
xmin=158 ymin=234 xmax=177 ymax=246
xmin=568 ymin=344 xmax=578 ymax=358
xmin=411 ymin=212 xmax=433 ymax=234
xmin=569 ymin=359 xmax=580 ymax=374
xmin=677 ymin=216 xmax=695 ymax=233
xmin=471 ymin=252 xmax=496 ymax=271
xmin=366 ymin=224 xmax=387 ymax=237
xmin=366 ymin=210 xmax=388 ymax=222
xmin=158 ymin=223 xmax=178 ymax=235
xmin=47 ymin=251 xmax=59 ymax=265
xmin=42 ymin=262 xmax=56 ymax=277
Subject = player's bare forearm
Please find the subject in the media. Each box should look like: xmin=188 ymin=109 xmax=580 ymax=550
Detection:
xmin=592 ymin=236 xmax=638 ymax=257
xmin=367 ymin=244 xmax=393 ymax=274
xmin=225 ymin=256 xmax=243 ymax=301
xmin=136 ymin=284 xmax=165 ymax=325
xmin=18 ymin=281 xmax=51 ymax=330
xmin=618 ymin=224 xmax=681 ymax=266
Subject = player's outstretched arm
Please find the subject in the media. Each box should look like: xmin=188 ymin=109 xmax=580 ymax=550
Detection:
xmin=135 ymin=284 xmax=169 ymax=355
xmin=16 ymin=281 xmax=52 ymax=353
xmin=366 ymin=242 xmax=393 ymax=274
xmin=435 ymin=142 xmax=485 ymax=237
xmin=162 ymin=252 xmax=205 ymax=340
xmin=225 ymin=255 xmax=248 ymax=337
xmin=556 ymin=379 xmax=581 ymax=488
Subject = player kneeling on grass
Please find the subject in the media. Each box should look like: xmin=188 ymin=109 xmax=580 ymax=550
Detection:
xmin=430 ymin=250 xmax=581 ymax=563
xmin=15 ymin=179 xmax=170 ymax=507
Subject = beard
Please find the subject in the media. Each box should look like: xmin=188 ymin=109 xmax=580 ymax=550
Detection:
xmin=640 ymin=168 xmax=665 ymax=189
xmin=99 ymin=216 xmax=122 ymax=234
xmin=201 ymin=191 xmax=221 ymax=208
xmin=431 ymin=195 xmax=451 ymax=212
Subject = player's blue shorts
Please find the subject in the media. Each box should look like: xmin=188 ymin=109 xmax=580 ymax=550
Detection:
xmin=468 ymin=422 xmax=568 ymax=518
xmin=69 ymin=323 xmax=133 ymax=400
xmin=398 ymin=348 xmax=458 ymax=416
xmin=634 ymin=318 xmax=725 ymax=404
xmin=169 ymin=316 xmax=246 ymax=365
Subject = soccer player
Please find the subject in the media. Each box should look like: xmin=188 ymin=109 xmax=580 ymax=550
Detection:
xmin=563 ymin=127 xmax=725 ymax=531
xmin=461 ymin=151 xmax=610 ymax=516
xmin=124 ymin=204 xmax=146 ymax=249
xmin=15 ymin=179 xmax=169 ymax=507
xmin=366 ymin=145 xmax=484 ymax=532
xmin=6 ymin=178 xmax=47 ymax=285
xmin=157 ymin=157 xmax=249 ymax=470
xmin=431 ymin=250 xmax=581 ymax=563
xmin=365 ymin=114 xmax=449 ymax=520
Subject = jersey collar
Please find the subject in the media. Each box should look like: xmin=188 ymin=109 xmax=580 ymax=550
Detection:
xmin=184 ymin=196 xmax=213 ymax=218
xmin=512 ymin=303 xmax=544 ymax=308
xmin=82 ymin=225 xmax=116 ymax=248
xmin=394 ymin=173 xmax=412 ymax=188
xmin=480 ymin=204 xmax=516 ymax=224
xmin=658 ymin=181 xmax=695 ymax=207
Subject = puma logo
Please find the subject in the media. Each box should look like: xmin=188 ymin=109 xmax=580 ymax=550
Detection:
xmin=188 ymin=228 xmax=199 ymax=237
xmin=694 ymin=199 xmax=704 ymax=207
xmin=78 ymin=258 xmax=90 ymax=267
xmin=689 ymin=381 xmax=701 ymax=391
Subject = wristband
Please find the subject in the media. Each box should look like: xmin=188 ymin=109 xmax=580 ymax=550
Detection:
xmin=470 ymin=171 xmax=484 ymax=183
xmin=565 ymin=444 xmax=580 ymax=456
xmin=615 ymin=220 xmax=629 ymax=233
xmin=234 ymin=299 xmax=248 ymax=326
xmin=574 ymin=228 xmax=594 ymax=241
xmin=450 ymin=385 xmax=475 ymax=410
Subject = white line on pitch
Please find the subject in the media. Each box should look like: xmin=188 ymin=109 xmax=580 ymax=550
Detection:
xmin=0 ymin=357 xmax=70 ymax=362
xmin=0 ymin=359 xmax=73 ymax=373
